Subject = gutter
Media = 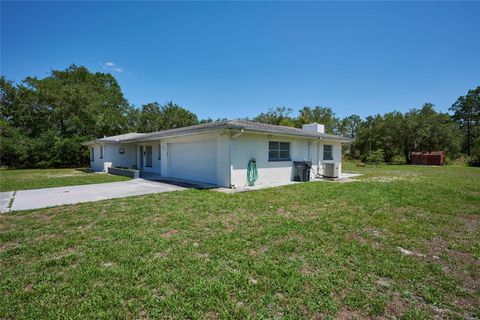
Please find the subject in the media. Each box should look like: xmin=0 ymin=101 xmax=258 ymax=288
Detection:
xmin=119 ymin=124 xmax=230 ymax=143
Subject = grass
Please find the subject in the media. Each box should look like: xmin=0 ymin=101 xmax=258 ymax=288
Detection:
xmin=0 ymin=168 xmax=130 ymax=192
xmin=0 ymin=164 xmax=479 ymax=319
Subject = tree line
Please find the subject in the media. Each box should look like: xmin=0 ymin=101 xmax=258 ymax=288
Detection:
xmin=1 ymin=65 xmax=479 ymax=167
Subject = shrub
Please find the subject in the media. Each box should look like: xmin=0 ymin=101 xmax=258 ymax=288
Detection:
xmin=365 ymin=149 xmax=385 ymax=164
xmin=468 ymin=154 xmax=480 ymax=167
xmin=390 ymin=155 xmax=406 ymax=165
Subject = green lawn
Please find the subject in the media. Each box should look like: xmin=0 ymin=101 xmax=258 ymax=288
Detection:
xmin=1 ymin=165 xmax=479 ymax=319
xmin=0 ymin=168 xmax=130 ymax=192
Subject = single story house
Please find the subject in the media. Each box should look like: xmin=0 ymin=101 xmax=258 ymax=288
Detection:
xmin=82 ymin=120 xmax=352 ymax=188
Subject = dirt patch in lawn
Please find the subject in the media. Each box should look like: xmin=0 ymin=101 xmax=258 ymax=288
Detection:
xmin=276 ymin=207 xmax=291 ymax=218
xmin=335 ymin=308 xmax=364 ymax=319
xmin=363 ymin=174 xmax=420 ymax=183
xmin=153 ymin=250 xmax=170 ymax=259
xmin=425 ymin=236 xmax=479 ymax=315
xmin=348 ymin=228 xmax=383 ymax=249
xmin=34 ymin=233 xmax=60 ymax=242
xmin=51 ymin=247 xmax=76 ymax=260
xmin=160 ymin=229 xmax=178 ymax=238
xmin=34 ymin=214 xmax=53 ymax=223
xmin=459 ymin=213 xmax=480 ymax=233
xmin=249 ymin=245 xmax=269 ymax=257
xmin=0 ymin=241 xmax=20 ymax=252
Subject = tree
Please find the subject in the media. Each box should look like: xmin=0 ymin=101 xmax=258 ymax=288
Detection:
xmin=353 ymin=104 xmax=461 ymax=163
xmin=297 ymin=106 xmax=339 ymax=134
xmin=450 ymin=86 xmax=480 ymax=156
xmin=135 ymin=102 xmax=199 ymax=132
xmin=254 ymin=107 xmax=295 ymax=126
xmin=1 ymin=66 xmax=203 ymax=168
xmin=138 ymin=102 xmax=163 ymax=132
xmin=400 ymin=104 xmax=461 ymax=163
xmin=160 ymin=102 xmax=198 ymax=129
xmin=199 ymin=117 xmax=228 ymax=124
xmin=338 ymin=114 xmax=362 ymax=158
xmin=1 ymin=65 xmax=132 ymax=167
xmin=381 ymin=111 xmax=404 ymax=162
xmin=0 ymin=77 xmax=17 ymax=122
xmin=357 ymin=114 xmax=389 ymax=161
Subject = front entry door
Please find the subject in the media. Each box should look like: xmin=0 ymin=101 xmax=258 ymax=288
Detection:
xmin=145 ymin=146 xmax=153 ymax=168
xmin=139 ymin=146 xmax=144 ymax=169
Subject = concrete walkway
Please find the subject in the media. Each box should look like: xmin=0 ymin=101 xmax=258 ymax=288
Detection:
xmin=0 ymin=179 xmax=185 ymax=212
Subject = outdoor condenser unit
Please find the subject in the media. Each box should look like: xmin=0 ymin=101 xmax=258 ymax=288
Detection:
xmin=323 ymin=163 xmax=339 ymax=179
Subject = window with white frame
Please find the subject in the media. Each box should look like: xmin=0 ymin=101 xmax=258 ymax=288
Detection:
xmin=90 ymin=147 xmax=94 ymax=162
xmin=158 ymin=144 xmax=161 ymax=160
xmin=323 ymin=144 xmax=333 ymax=160
xmin=99 ymin=146 xmax=103 ymax=159
xmin=268 ymin=141 xmax=291 ymax=161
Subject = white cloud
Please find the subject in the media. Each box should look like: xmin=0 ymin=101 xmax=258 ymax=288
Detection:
xmin=102 ymin=61 xmax=123 ymax=72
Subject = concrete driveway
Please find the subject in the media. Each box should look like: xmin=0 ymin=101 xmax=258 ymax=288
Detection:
xmin=0 ymin=179 xmax=186 ymax=212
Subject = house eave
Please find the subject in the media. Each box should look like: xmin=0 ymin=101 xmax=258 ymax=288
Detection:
xmin=84 ymin=120 xmax=353 ymax=144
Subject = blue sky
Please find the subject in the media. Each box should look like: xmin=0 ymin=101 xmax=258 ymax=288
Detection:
xmin=2 ymin=1 xmax=479 ymax=120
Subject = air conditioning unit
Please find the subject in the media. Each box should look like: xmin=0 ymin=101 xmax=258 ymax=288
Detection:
xmin=323 ymin=163 xmax=339 ymax=179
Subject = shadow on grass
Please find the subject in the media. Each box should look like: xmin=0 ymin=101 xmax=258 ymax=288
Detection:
xmin=75 ymin=168 xmax=95 ymax=174
xmin=146 ymin=177 xmax=217 ymax=190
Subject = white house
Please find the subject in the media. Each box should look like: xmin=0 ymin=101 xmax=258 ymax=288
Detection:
xmin=82 ymin=120 xmax=352 ymax=188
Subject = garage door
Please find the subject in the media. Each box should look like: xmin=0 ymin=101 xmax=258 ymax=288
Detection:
xmin=167 ymin=139 xmax=217 ymax=184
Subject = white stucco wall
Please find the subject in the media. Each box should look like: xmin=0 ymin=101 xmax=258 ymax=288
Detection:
xmin=316 ymin=141 xmax=342 ymax=177
xmin=89 ymin=143 xmax=138 ymax=172
xmin=216 ymin=132 xmax=231 ymax=187
xmin=89 ymin=145 xmax=104 ymax=171
xmin=230 ymin=133 xmax=321 ymax=188
xmin=159 ymin=132 xmax=230 ymax=187
xmin=105 ymin=144 xmax=137 ymax=169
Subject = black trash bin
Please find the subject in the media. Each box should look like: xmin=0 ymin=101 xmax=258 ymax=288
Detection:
xmin=293 ymin=160 xmax=313 ymax=182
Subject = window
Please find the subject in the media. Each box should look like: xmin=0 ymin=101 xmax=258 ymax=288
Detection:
xmin=90 ymin=147 xmax=94 ymax=162
xmin=269 ymin=141 xmax=291 ymax=161
xmin=323 ymin=144 xmax=333 ymax=160
xmin=158 ymin=144 xmax=161 ymax=160
xmin=99 ymin=146 xmax=103 ymax=159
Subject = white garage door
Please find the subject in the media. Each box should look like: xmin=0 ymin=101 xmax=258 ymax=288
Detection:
xmin=168 ymin=139 xmax=217 ymax=184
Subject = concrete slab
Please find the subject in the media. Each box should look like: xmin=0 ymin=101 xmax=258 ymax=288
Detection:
xmin=215 ymin=173 xmax=363 ymax=194
xmin=311 ymin=172 xmax=363 ymax=183
xmin=9 ymin=179 xmax=185 ymax=212
xmin=0 ymin=191 xmax=14 ymax=213
xmin=215 ymin=181 xmax=300 ymax=194
xmin=341 ymin=172 xmax=363 ymax=179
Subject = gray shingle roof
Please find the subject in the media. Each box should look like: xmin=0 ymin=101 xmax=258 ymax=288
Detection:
xmin=84 ymin=119 xmax=353 ymax=145
xmin=98 ymin=133 xmax=150 ymax=142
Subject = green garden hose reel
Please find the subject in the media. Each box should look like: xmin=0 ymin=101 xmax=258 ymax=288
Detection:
xmin=247 ymin=158 xmax=258 ymax=186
